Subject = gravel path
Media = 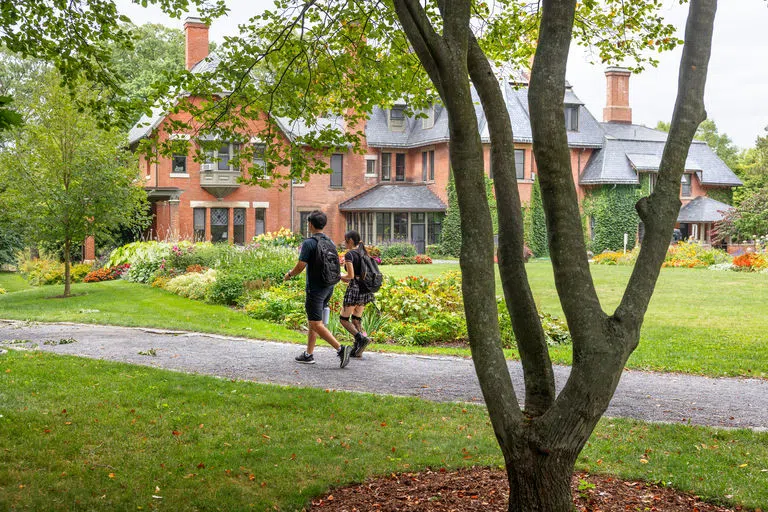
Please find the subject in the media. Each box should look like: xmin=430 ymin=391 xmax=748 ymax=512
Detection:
xmin=2 ymin=320 xmax=766 ymax=431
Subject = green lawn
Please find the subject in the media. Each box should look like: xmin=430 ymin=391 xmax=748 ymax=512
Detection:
xmin=1 ymin=262 xmax=767 ymax=378
xmin=0 ymin=271 xmax=32 ymax=293
xmin=385 ymin=261 xmax=768 ymax=378
xmin=0 ymin=280 xmax=304 ymax=344
xmin=1 ymin=350 xmax=765 ymax=510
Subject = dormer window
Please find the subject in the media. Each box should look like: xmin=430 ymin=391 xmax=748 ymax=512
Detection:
xmin=681 ymin=173 xmax=692 ymax=197
xmin=422 ymin=106 xmax=435 ymax=130
xmin=564 ymin=105 xmax=579 ymax=131
xmin=389 ymin=106 xmax=406 ymax=131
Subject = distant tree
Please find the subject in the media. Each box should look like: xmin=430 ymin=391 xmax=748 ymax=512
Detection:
xmin=656 ymin=118 xmax=739 ymax=169
xmin=0 ymin=0 xmax=225 ymax=126
xmin=0 ymin=72 xmax=147 ymax=296
xmin=734 ymin=128 xmax=768 ymax=204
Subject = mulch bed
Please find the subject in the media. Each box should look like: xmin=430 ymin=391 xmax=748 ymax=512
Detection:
xmin=309 ymin=467 xmax=747 ymax=511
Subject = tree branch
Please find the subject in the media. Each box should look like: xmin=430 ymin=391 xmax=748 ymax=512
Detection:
xmin=528 ymin=0 xmax=606 ymax=345
xmin=615 ymin=0 xmax=716 ymax=329
xmin=467 ymin=33 xmax=555 ymax=417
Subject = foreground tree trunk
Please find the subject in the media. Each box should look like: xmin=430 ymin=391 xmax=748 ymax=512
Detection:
xmin=392 ymin=0 xmax=717 ymax=509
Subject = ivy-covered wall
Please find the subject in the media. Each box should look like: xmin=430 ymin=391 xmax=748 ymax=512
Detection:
xmin=706 ymin=187 xmax=734 ymax=205
xmin=583 ymin=184 xmax=642 ymax=254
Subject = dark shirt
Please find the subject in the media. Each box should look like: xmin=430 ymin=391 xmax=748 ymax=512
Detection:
xmin=299 ymin=234 xmax=333 ymax=293
xmin=344 ymin=248 xmax=363 ymax=279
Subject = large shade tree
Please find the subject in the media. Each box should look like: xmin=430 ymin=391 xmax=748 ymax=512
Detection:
xmin=137 ymin=0 xmax=718 ymax=508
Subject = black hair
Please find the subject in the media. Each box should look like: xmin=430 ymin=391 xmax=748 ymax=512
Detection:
xmin=307 ymin=210 xmax=327 ymax=230
xmin=344 ymin=230 xmax=367 ymax=254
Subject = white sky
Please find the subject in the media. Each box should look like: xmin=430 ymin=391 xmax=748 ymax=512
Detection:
xmin=117 ymin=0 xmax=768 ymax=148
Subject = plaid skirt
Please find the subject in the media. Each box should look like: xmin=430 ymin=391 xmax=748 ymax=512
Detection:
xmin=343 ymin=279 xmax=375 ymax=306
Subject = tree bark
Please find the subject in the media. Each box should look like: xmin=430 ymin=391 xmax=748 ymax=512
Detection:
xmin=392 ymin=0 xmax=524 ymax=444
xmin=386 ymin=0 xmax=717 ymax=510
xmin=467 ymin=35 xmax=555 ymax=417
xmin=63 ymin=237 xmax=71 ymax=297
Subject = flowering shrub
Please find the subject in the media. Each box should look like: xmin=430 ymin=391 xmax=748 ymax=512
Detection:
xmin=164 ymin=269 xmax=218 ymax=301
xmin=663 ymin=241 xmax=730 ymax=268
xmin=18 ymin=256 xmax=93 ymax=286
xmin=732 ymin=252 xmax=768 ymax=272
xmin=592 ymin=248 xmax=638 ymax=265
xmin=243 ymin=270 xmax=569 ymax=348
xmin=150 ymin=275 xmax=172 ymax=288
xmin=380 ymin=255 xmax=432 ymax=265
xmin=708 ymin=263 xmax=735 ymax=272
xmin=253 ymin=228 xmax=303 ymax=248
xmin=84 ymin=264 xmax=130 ymax=283
xmin=186 ymin=264 xmax=207 ymax=273
xmin=206 ymin=246 xmax=296 ymax=305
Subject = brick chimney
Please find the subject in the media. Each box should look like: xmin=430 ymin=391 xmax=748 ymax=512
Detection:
xmin=184 ymin=17 xmax=209 ymax=71
xmin=603 ymin=66 xmax=632 ymax=124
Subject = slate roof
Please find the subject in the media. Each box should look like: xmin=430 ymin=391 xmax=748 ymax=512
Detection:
xmin=677 ymin=196 xmax=733 ymax=223
xmin=274 ymin=116 xmax=347 ymax=143
xmin=580 ymin=123 xmax=742 ymax=187
xmin=366 ymin=82 xmax=604 ymax=149
xmin=339 ymin=184 xmax=447 ymax=212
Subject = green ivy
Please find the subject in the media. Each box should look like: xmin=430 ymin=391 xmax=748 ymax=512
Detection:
xmin=438 ymin=173 xmax=497 ymax=258
xmin=706 ymin=187 xmax=734 ymax=205
xmin=526 ymin=179 xmax=548 ymax=257
xmin=583 ymin=185 xmax=642 ymax=254
xmin=438 ymin=175 xmax=462 ymax=258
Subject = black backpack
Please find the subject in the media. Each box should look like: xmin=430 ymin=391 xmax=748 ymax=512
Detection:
xmin=311 ymin=234 xmax=341 ymax=287
xmin=357 ymin=249 xmax=383 ymax=293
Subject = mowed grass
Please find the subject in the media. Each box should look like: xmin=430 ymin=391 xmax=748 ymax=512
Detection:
xmin=1 ymin=261 xmax=767 ymax=378
xmin=1 ymin=351 xmax=767 ymax=511
xmin=0 ymin=271 xmax=32 ymax=293
xmin=0 ymin=280 xmax=304 ymax=344
xmin=386 ymin=261 xmax=768 ymax=378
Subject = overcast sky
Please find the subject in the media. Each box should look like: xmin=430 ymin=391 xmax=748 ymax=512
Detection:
xmin=117 ymin=0 xmax=768 ymax=148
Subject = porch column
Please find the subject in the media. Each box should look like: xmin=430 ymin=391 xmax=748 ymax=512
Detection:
xmin=168 ymin=199 xmax=181 ymax=239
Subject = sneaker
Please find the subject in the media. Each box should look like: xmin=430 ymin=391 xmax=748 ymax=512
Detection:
xmin=351 ymin=333 xmax=371 ymax=358
xmin=295 ymin=351 xmax=315 ymax=364
xmin=337 ymin=345 xmax=352 ymax=368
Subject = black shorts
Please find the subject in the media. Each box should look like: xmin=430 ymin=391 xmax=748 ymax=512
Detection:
xmin=305 ymin=286 xmax=334 ymax=322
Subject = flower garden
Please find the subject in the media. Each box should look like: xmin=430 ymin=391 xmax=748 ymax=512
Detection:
xmin=592 ymin=240 xmax=768 ymax=272
xmin=12 ymin=229 xmax=568 ymax=349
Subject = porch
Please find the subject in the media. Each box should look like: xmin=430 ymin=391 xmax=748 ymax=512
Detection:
xmin=339 ymin=184 xmax=447 ymax=253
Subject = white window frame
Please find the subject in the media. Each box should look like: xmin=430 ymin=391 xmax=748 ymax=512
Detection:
xmin=364 ymin=155 xmax=378 ymax=177
xmin=203 ymin=142 xmax=241 ymax=172
xmin=422 ymin=106 xmax=435 ymax=130
xmin=389 ymin=106 xmax=406 ymax=131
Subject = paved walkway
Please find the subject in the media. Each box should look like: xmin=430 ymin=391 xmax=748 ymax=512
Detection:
xmin=2 ymin=320 xmax=767 ymax=431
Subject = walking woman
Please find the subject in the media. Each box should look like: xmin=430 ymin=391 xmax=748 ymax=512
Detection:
xmin=339 ymin=230 xmax=373 ymax=357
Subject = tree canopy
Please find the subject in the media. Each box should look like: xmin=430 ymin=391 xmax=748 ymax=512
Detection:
xmin=0 ymin=72 xmax=148 ymax=295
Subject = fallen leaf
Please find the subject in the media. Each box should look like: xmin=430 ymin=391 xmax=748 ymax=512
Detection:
xmin=108 ymin=473 xmax=115 ymax=479
xmin=197 ymin=463 xmax=205 ymax=469
xmin=172 ymin=430 xmax=181 ymax=437
xmin=262 ymin=434 xmax=271 ymax=440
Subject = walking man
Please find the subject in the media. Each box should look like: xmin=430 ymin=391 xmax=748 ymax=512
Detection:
xmin=284 ymin=210 xmax=352 ymax=368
